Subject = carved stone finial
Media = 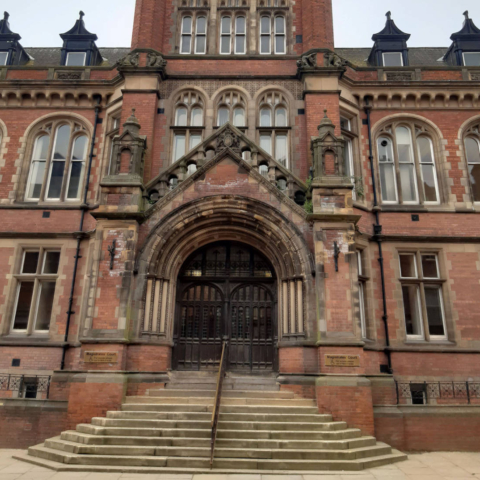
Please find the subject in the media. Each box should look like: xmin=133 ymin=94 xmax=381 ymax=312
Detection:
xmin=132 ymin=108 xmax=136 ymax=117
xmin=323 ymin=109 xmax=328 ymax=118
xmin=464 ymin=10 xmax=469 ymax=20
xmin=386 ymin=11 xmax=391 ymax=20
xmin=79 ymin=11 xmax=85 ymax=20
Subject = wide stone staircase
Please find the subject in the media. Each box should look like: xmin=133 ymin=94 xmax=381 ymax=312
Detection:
xmin=17 ymin=372 xmax=407 ymax=473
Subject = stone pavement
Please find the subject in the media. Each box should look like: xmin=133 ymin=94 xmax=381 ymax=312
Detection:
xmin=1 ymin=450 xmax=480 ymax=480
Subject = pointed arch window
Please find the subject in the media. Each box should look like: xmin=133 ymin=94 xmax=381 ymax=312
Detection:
xmin=25 ymin=120 xmax=89 ymax=202
xmin=172 ymin=91 xmax=205 ymax=162
xmin=215 ymin=91 xmax=248 ymax=127
xmin=464 ymin=124 xmax=480 ymax=203
xmin=257 ymin=91 xmax=290 ymax=168
xmin=377 ymin=122 xmax=441 ymax=205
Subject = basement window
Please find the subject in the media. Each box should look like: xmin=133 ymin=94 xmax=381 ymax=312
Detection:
xmin=409 ymin=383 xmax=427 ymax=405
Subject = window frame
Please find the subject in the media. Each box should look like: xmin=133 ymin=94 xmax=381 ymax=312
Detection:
xmin=220 ymin=15 xmax=232 ymax=54
xmin=464 ymin=135 xmax=480 ymax=203
xmin=356 ymin=249 xmax=369 ymax=339
xmin=376 ymin=122 xmax=441 ymax=206
xmin=463 ymin=52 xmax=480 ymax=67
xmin=234 ymin=15 xmax=247 ymax=55
xmin=259 ymin=15 xmax=272 ymax=54
xmin=259 ymin=14 xmax=286 ymax=55
xmin=398 ymin=251 xmax=448 ymax=342
xmin=0 ymin=51 xmax=9 ymax=66
xmin=11 ymin=248 xmax=61 ymax=335
xmin=194 ymin=15 xmax=207 ymax=54
xmin=24 ymin=120 xmax=90 ymax=204
xmin=340 ymin=115 xmax=359 ymax=201
xmin=180 ymin=15 xmax=194 ymax=54
xmin=106 ymin=113 xmax=121 ymax=176
xmin=66 ymin=52 xmax=87 ymax=67
xmin=171 ymin=93 xmax=205 ymax=163
xmin=273 ymin=15 xmax=286 ymax=54
xmin=382 ymin=52 xmax=403 ymax=67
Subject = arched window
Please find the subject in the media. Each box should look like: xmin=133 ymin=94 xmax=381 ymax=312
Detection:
xmin=235 ymin=16 xmax=246 ymax=54
xmin=180 ymin=14 xmax=208 ymax=54
xmin=215 ymin=91 xmax=247 ymax=127
xmin=376 ymin=121 xmax=441 ymax=205
xmin=172 ymin=91 xmax=205 ymax=162
xmin=464 ymin=124 xmax=480 ymax=203
xmin=340 ymin=116 xmax=356 ymax=199
xmin=257 ymin=91 xmax=289 ymax=168
xmin=25 ymin=120 xmax=89 ymax=202
xmin=260 ymin=15 xmax=286 ymax=54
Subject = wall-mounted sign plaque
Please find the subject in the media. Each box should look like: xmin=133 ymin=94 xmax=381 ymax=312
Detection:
xmin=325 ymin=354 xmax=360 ymax=367
xmin=84 ymin=352 xmax=118 ymax=363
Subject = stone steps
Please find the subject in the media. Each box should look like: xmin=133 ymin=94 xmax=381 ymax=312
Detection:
xmin=19 ymin=377 xmax=407 ymax=473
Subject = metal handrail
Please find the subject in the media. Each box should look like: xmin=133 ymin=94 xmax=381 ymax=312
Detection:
xmin=210 ymin=341 xmax=228 ymax=468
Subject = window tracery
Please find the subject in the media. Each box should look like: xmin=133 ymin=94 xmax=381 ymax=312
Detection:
xmin=215 ymin=91 xmax=247 ymax=127
xmin=24 ymin=119 xmax=90 ymax=203
xmin=172 ymin=91 xmax=205 ymax=162
xmin=257 ymin=91 xmax=289 ymax=168
xmin=376 ymin=121 xmax=441 ymax=205
xmin=464 ymin=123 xmax=480 ymax=203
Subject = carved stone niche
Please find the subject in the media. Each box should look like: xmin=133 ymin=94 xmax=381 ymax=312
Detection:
xmin=100 ymin=109 xmax=147 ymax=211
xmin=310 ymin=111 xmax=353 ymax=215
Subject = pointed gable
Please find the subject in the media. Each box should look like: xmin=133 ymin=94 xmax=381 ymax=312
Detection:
xmin=0 ymin=12 xmax=29 ymax=66
xmin=59 ymin=11 xmax=102 ymax=66
xmin=444 ymin=11 xmax=480 ymax=66
xmin=368 ymin=11 xmax=410 ymax=67
xmin=144 ymin=123 xmax=308 ymax=215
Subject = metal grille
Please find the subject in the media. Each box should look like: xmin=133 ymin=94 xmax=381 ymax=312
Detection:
xmin=396 ymin=381 xmax=480 ymax=405
xmin=0 ymin=374 xmax=51 ymax=398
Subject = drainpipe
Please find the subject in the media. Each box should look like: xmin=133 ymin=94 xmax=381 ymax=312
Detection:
xmin=61 ymin=99 xmax=102 ymax=370
xmin=364 ymin=97 xmax=393 ymax=374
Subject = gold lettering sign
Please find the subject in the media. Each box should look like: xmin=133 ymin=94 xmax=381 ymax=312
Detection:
xmin=325 ymin=354 xmax=360 ymax=367
xmin=84 ymin=352 xmax=118 ymax=364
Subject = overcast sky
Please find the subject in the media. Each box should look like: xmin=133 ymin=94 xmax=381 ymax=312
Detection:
xmin=5 ymin=0 xmax=480 ymax=48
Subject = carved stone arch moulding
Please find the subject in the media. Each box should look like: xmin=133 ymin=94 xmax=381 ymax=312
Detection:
xmin=134 ymin=195 xmax=315 ymax=342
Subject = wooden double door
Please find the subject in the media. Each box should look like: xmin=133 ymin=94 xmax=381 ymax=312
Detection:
xmin=172 ymin=242 xmax=277 ymax=371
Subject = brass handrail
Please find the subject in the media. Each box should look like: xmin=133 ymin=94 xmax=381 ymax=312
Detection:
xmin=210 ymin=340 xmax=228 ymax=468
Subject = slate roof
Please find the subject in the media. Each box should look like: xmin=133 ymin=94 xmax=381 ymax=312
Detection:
xmin=23 ymin=47 xmax=130 ymax=67
xmin=335 ymin=47 xmax=449 ymax=68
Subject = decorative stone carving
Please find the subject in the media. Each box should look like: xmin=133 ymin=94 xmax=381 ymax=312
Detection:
xmin=109 ymin=109 xmax=147 ymax=179
xmin=56 ymin=71 xmax=84 ymax=80
xmin=471 ymin=72 xmax=480 ymax=81
xmin=386 ymin=72 xmax=413 ymax=81
xmin=311 ymin=110 xmax=346 ymax=178
xmin=147 ymin=52 xmax=167 ymax=68
xmin=296 ymin=52 xmax=317 ymax=68
xmin=118 ymin=52 xmax=140 ymax=67
xmin=215 ymin=126 xmax=241 ymax=154
xmin=324 ymin=52 xmax=348 ymax=68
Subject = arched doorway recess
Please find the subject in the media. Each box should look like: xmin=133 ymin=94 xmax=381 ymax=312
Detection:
xmin=173 ymin=241 xmax=277 ymax=371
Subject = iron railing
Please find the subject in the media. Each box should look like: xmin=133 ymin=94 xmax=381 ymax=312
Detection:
xmin=396 ymin=380 xmax=480 ymax=405
xmin=210 ymin=341 xmax=228 ymax=468
xmin=0 ymin=374 xmax=51 ymax=398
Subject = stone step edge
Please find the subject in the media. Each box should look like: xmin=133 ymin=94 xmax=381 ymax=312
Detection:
xmin=16 ymin=449 xmax=407 ymax=474
xmin=47 ymin=436 xmax=389 ymax=456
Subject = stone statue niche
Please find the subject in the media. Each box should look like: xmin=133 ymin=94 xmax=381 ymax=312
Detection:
xmin=108 ymin=109 xmax=147 ymax=182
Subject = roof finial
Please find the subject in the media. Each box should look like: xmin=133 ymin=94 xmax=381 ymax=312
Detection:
xmin=3 ymin=11 xmax=9 ymax=21
xmin=79 ymin=10 xmax=85 ymax=20
xmin=323 ymin=109 xmax=328 ymax=118
xmin=132 ymin=108 xmax=136 ymax=117
xmin=386 ymin=11 xmax=392 ymax=21
xmin=463 ymin=11 xmax=469 ymax=20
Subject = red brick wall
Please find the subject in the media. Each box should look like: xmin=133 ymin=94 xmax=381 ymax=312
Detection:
xmin=126 ymin=345 xmax=172 ymax=372
xmin=301 ymin=0 xmax=334 ymax=51
xmin=279 ymin=347 xmax=318 ymax=374
xmin=0 ymin=402 xmax=68 ymax=449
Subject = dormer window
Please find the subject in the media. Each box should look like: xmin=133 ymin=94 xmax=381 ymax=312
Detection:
xmin=0 ymin=52 xmax=8 ymax=65
xmin=382 ymin=52 xmax=403 ymax=67
xmin=66 ymin=52 xmax=86 ymax=67
xmin=463 ymin=52 xmax=480 ymax=66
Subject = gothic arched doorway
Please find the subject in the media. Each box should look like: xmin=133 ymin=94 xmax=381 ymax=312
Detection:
xmin=172 ymin=241 xmax=277 ymax=371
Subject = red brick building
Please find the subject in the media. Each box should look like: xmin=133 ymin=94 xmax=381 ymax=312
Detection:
xmin=1 ymin=0 xmax=480 ymax=467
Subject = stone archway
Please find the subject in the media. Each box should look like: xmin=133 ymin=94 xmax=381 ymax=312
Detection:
xmin=134 ymin=195 xmax=315 ymax=349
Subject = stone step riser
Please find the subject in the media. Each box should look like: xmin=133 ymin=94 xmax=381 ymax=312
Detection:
xmin=217 ymin=429 xmax=363 ymax=440
xmin=121 ymin=404 xmax=319 ymax=414
xmin=60 ymin=432 xmax=377 ymax=450
xmin=91 ymin=418 xmax=347 ymax=432
xmin=126 ymin=397 xmax=315 ymax=406
xmin=147 ymin=390 xmax=294 ymax=399
xmin=28 ymin=446 xmax=407 ymax=471
xmin=77 ymin=425 xmax=211 ymax=438
xmin=108 ymin=411 xmax=333 ymax=423
xmin=44 ymin=440 xmax=392 ymax=461
xmin=165 ymin=384 xmax=279 ymax=392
